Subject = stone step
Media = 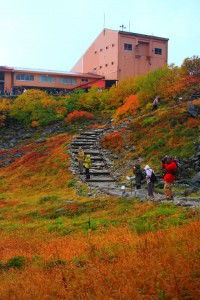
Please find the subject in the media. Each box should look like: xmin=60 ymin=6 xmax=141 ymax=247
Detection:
xmin=88 ymin=169 xmax=111 ymax=175
xmin=81 ymin=130 xmax=103 ymax=135
xmin=84 ymin=176 xmax=116 ymax=182
xmin=71 ymin=141 xmax=95 ymax=146
xmin=75 ymin=136 xmax=100 ymax=140
xmin=73 ymin=138 xmax=99 ymax=142
xmin=71 ymin=149 xmax=102 ymax=156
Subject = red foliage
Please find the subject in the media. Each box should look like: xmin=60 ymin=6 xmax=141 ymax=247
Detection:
xmin=65 ymin=110 xmax=94 ymax=123
xmin=101 ymin=132 xmax=123 ymax=149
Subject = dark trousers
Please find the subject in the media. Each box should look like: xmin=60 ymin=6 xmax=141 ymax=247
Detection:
xmin=147 ymin=182 xmax=154 ymax=197
xmin=85 ymin=168 xmax=90 ymax=179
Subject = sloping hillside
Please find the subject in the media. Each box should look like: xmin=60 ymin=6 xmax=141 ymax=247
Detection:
xmin=0 ymin=98 xmax=200 ymax=299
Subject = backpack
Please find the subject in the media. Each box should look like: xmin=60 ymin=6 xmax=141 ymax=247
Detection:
xmin=172 ymin=159 xmax=181 ymax=179
xmin=150 ymin=171 xmax=157 ymax=183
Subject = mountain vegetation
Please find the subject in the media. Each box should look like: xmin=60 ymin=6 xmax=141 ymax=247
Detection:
xmin=0 ymin=56 xmax=200 ymax=299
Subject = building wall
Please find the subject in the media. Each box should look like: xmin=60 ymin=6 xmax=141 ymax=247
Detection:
xmin=71 ymin=29 xmax=168 ymax=82
xmin=1 ymin=67 xmax=104 ymax=92
xmin=4 ymin=71 xmax=12 ymax=90
xmin=71 ymin=29 xmax=119 ymax=80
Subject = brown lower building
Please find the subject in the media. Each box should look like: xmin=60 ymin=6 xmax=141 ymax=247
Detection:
xmin=0 ymin=66 xmax=104 ymax=95
xmin=71 ymin=28 xmax=169 ymax=85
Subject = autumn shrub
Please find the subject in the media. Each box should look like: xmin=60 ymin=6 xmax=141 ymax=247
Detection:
xmin=0 ymin=98 xmax=13 ymax=126
xmin=65 ymin=110 xmax=94 ymax=124
xmin=78 ymin=86 xmax=103 ymax=111
xmin=64 ymin=89 xmax=83 ymax=113
xmin=10 ymin=89 xmax=67 ymax=126
xmin=114 ymin=94 xmax=139 ymax=122
xmin=101 ymin=132 xmax=123 ymax=150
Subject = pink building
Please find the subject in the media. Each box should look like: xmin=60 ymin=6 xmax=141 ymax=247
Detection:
xmin=71 ymin=28 xmax=169 ymax=85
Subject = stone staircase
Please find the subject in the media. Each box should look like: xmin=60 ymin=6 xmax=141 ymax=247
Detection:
xmin=69 ymin=128 xmax=130 ymax=196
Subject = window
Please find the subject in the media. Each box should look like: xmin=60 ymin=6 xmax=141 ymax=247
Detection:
xmin=124 ymin=43 xmax=132 ymax=51
xmin=81 ymin=78 xmax=88 ymax=82
xmin=112 ymin=44 xmax=115 ymax=47
xmin=100 ymin=66 xmax=102 ymax=69
xmin=60 ymin=77 xmax=76 ymax=85
xmin=111 ymin=62 xmax=114 ymax=65
xmin=38 ymin=75 xmax=56 ymax=83
xmin=105 ymin=64 xmax=108 ymax=67
xmin=100 ymin=48 xmax=103 ymax=52
xmin=94 ymin=51 xmax=97 ymax=54
xmin=16 ymin=73 xmax=34 ymax=81
xmin=106 ymin=46 xmax=109 ymax=50
xmin=154 ymin=48 xmax=162 ymax=55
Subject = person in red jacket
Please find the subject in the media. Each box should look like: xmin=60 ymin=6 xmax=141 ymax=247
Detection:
xmin=162 ymin=155 xmax=177 ymax=200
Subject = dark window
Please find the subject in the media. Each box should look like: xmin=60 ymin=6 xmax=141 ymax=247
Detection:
xmin=124 ymin=43 xmax=132 ymax=51
xmin=100 ymin=48 xmax=103 ymax=52
xmin=105 ymin=64 xmax=108 ymax=67
xmin=112 ymin=44 xmax=115 ymax=47
xmin=16 ymin=73 xmax=34 ymax=81
xmin=38 ymin=75 xmax=56 ymax=83
xmin=60 ymin=77 xmax=76 ymax=85
xmin=100 ymin=66 xmax=102 ymax=69
xmin=81 ymin=78 xmax=88 ymax=82
xmin=111 ymin=62 xmax=114 ymax=65
xmin=154 ymin=48 xmax=162 ymax=55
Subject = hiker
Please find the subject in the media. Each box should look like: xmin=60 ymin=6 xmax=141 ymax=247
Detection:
xmin=133 ymin=163 xmax=144 ymax=189
xmin=84 ymin=154 xmax=91 ymax=180
xmin=77 ymin=147 xmax=85 ymax=174
xmin=144 ymin=165 xmax=155 ymax=200
xmin=161 ymin=155 xmax=177 ymax=200
xmin=152 ymin=96 xmax=159 ymax=110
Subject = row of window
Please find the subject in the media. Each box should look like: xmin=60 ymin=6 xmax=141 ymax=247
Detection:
xmin=93 ymin=61 xmax=115 ymax=71
xmin=94 ymin=44 xmax=115 ymax=54
xmin=124 ymin=44 xmax=163 ymax=55
xmin=16 ymin=74 xmax=89 ymax=85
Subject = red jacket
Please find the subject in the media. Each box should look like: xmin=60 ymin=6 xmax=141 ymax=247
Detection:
xmin=162 ymin=161 xmax=177 ymax=183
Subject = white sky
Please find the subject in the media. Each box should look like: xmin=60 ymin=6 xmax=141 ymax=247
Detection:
xmin=0 ymin=0 xmax=199 ymax=71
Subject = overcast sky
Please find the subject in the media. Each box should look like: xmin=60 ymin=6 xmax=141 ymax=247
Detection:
xmin=0 ymin=0 xmax=199 ymax=71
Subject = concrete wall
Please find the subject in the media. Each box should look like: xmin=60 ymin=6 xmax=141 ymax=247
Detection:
xmin=71 ymin=29 xmax=168 ymax=81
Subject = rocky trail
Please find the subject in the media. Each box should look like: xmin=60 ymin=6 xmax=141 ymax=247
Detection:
xmin=69 ymin=127 xmax=200 ymax=209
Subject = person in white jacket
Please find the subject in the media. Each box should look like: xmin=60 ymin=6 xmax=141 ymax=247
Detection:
xmin=144 ymin=165 xmax=154 ymax=199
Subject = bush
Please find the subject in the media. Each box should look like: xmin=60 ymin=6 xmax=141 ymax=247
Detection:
xmin=10 ymin=89 xmax=67 ymax=126
xmin=101 ymin=132 xmax=123 ymax=150
xmin=65 ymin=110 xmax=94 ymax=124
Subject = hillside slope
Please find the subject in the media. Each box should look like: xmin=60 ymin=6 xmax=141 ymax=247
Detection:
xmin=0 ymin=100 xmax=200 ymax=299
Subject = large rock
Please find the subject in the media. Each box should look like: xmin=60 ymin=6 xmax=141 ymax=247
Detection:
xmin=191 ymin=171 xmax=200 ymax=186
xmin=187 ymin=102 xmax=198 ymax=119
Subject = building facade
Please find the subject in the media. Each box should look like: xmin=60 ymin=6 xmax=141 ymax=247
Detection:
xmin=0 ymin=66 xmax=104 ymax=95
xmin=71 ymin=28 xmax=169 ymax=83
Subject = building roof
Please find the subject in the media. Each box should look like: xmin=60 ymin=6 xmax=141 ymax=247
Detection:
xmin=0 ymin=66 xmax=103 ymax=79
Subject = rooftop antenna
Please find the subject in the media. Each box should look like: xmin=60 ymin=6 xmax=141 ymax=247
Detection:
xmin=120 ymin=24 xmax=126 ymax=31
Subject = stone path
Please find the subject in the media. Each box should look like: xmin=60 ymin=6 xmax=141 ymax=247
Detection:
xmin=69 ymin=128 xmax=200 ymax=209
xmin=69 ymin=128 xmax=130 ymax=197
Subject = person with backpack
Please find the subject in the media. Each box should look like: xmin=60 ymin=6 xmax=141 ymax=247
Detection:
xmin=133 ymin=163 xmax=144 ymax=189
xmin=161 ymin=155 xmax=177 ymax=200
xmin=144 ymin=165 xmax=156 ymax=200
xmin=77 ymin=147 xmax=85 ymax=174
xmin=84 ymin=154 xmax=91 ymax=180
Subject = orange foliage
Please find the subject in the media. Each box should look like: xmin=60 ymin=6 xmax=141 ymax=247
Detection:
xmin=101 ymin=132 xmax=123 ymax=149
xmin=65 ymin=110 xmax=94 ymax=123
xmin=186 ymin=118 xmax=199 ymax=128
xmin=114 ymin=94 xmax=139 ymax=122
xmin=0 ymin=222 xmax=199 ymax=299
